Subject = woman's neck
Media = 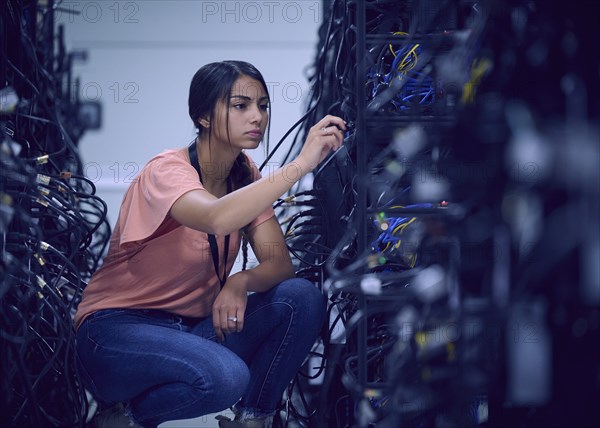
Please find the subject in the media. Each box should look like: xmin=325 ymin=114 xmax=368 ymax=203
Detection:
xmin=195 ymin=136 xmax=238 ymax=186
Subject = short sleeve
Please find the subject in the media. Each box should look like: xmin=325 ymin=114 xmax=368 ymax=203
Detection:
xmin=118 ymin=150 xmax=203 ymax=246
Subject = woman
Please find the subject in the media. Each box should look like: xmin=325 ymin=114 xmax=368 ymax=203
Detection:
xmin=74 ymin=60 xmax=345 ymax=428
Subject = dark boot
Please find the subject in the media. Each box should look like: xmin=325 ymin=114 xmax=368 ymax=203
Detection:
xmin=89 ymin=403 xmax=142 ymax=428
xmin=215 ymin=414 xmax=266 ymax=428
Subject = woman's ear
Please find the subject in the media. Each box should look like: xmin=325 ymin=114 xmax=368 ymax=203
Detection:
xmin=198 ymin=118 xmax=210 ymax=128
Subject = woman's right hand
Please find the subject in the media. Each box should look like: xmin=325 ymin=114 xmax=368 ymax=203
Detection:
xmin=294 ymin=115 xmax=346 ymax=174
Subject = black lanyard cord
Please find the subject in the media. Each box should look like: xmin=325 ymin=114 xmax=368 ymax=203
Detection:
xmin=188 ymin=142 xmax=231 ymax=288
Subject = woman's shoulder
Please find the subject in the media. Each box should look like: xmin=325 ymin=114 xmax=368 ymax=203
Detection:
xmin=124 ymin=147 xmax=195 ymax=190
xmin=147 ymin=147 xmax=189 ymax=166
xmin=140 ymin=147 xmax=192 ymax=176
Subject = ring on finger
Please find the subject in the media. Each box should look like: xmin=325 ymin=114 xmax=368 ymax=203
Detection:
xmin=227 ymin=316 xmax=238 ymax=323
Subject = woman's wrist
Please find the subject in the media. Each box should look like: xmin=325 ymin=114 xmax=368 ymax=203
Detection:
xmin=287 ymin=156 xmax=311 ymax=180
xmin=226 ymin=271 xmax=250 ymax=293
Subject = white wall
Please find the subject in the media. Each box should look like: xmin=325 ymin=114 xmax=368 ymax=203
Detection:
xmin=59 ymin=0 xmax=323 ymax=230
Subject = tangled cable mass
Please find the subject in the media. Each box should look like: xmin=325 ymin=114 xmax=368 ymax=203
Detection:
xmin=1 ymin=1 xmax=109 ymax=426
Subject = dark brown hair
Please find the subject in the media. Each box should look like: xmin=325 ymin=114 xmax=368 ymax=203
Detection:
xmin=188 ymin=60 xmax=271 ymax=190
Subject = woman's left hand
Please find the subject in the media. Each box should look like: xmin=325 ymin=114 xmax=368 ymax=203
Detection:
xmin=212 ymin=274 xmax=248 ymax=341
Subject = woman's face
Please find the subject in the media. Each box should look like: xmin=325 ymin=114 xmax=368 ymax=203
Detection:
xmin=210 ymin=75 xmax=269 ymax=152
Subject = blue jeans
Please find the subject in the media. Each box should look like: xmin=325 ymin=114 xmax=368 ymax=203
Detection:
xmin=75 ymin=278 xmax=325 ymax=427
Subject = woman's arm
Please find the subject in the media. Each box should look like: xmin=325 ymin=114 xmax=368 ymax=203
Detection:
xmin=236 ymin=216 xmax=295 ymax=292
xmin=170 ymin=115 xmax=346 ymax=236
xmin=211 ymin=216 xmax=295 ymax=339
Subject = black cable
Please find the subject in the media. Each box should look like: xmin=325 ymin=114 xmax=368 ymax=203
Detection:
xmin=1 ymin=2 xmax=108 ymax=425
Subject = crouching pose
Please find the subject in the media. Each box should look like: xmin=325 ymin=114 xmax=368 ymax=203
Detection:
xmin=74 ymin=60 xmax=345 ymax=427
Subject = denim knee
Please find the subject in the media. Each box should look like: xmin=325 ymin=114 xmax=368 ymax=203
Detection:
xmin=214 ymin=357 xmax=251 ymax=407
xmin=277 ymin=278 xmax=326 ymax=324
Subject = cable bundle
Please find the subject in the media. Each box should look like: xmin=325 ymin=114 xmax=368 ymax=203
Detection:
xmin=367 ymin=35 xmax=438 ymax=114
xmin=299 ymin=1 xmax=600 ymax=428
xmin=236 ymin=1 xmax=600 ymax=426
xmin=1 ymin=1 xmax=109 ymax=426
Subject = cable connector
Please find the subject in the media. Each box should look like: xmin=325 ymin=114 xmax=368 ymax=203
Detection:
xmin=36 ymin=275 xmax=47 ymax=289
xmin=37 ymin=186 xmax=50 ymax=196
xmin=36 ymin=174 xmax=51 ymax=185
xmin=34 ymin=253 xmax=46 ymax=266
xmin=35 ymin=197 xmax=49 ymax=207
xmin=36 ymin=154 xmax=49 ymax=165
